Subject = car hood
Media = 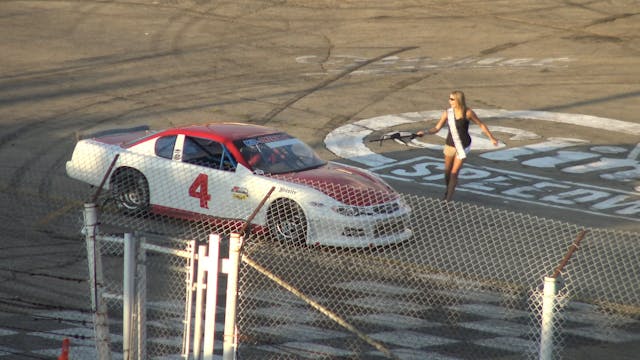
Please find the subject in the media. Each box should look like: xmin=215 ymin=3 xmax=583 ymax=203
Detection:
xmin=274 ymin=162 xmax=398 ymax=206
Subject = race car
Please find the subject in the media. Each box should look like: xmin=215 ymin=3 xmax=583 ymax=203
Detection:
xmin=66 ymin=122 xmax=412 ymax=247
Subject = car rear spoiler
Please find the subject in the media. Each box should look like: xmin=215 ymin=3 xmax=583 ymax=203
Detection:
xmin=75 ymin=125 xmax=151 ymax=141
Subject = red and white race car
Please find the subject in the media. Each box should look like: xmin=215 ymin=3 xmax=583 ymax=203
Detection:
xmin=66 ymin=122 xmax=412 ymax=247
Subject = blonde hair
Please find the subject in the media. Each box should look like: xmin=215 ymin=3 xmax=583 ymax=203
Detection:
xmin=450 ymin=90 xmax=467 ymax=118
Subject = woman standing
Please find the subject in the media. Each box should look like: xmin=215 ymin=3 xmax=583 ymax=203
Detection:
xmin=417 ymin=90 xmax=499 ymax=201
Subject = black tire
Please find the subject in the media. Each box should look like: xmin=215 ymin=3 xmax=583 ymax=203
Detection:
xmin=110 ymin=168 xmax=150 ymax=215
xmin=267 ymin=199 xmax=308 ymax=245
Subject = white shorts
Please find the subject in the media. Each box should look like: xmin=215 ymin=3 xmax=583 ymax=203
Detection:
xmin=443 ymin=144 xmax=470 ymax=159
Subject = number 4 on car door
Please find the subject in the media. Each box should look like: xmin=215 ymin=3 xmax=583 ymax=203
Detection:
xmin=189 ymin=173 xmax=211 ymax=208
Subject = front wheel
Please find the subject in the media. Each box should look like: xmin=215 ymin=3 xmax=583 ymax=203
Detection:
xmin=110 ymin=168 xmax=150 ymax=215
xmin=267 ymin=199 xmax=308 ymax=245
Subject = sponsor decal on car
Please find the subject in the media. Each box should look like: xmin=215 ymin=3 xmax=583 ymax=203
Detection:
xmin=278 ymin=186 xmax=297 ymax=195
xmin=231 ymin=186 xmax=249 ymax=200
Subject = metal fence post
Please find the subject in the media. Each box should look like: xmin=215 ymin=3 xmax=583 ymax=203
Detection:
xmin=539 ymin=230 xmax=585 ymax=360
xmin=193 ymin=244 xmax=208 ymax=360
xmin=123 ymin=233 xmax=135 ymax=359
xmin=83 ymin=203 xmax=112 ymax=360
xmin=203 ymin=234 xmax=221 ymax=360
xmin=136 ymin=235 xmax=147 ymax=360
xmin=182 ymin=240 xmax=197 ymax=357
xmin=223 ymin=233 xmax=243 ymax=360
xmin=539 ymin=276 xmax=557 ymax=360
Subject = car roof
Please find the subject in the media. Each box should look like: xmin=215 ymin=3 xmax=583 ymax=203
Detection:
xmin=171 ymin=122 xmax=280 ymax=141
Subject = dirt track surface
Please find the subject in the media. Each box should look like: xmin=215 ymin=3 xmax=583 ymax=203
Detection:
xmin=3 ymin=0 xmax=639 ymax=225
xmin=0 ymin=0 xmax=639 ymax=357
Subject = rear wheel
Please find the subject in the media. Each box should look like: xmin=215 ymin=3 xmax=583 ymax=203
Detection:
xmin=110 ymin=168 xmax=150 ymax=215
xmin=267 ymin=199 xmax=307 ymax=245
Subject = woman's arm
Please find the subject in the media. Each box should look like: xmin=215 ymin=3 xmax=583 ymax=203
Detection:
xmin=467 ymin=109 xmax=499 ymax=146
xmin=417 ymin=110 xmax=448 ymax=136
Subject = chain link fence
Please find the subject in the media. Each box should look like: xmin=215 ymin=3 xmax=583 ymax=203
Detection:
xmin=2 ymin=139 xmax=639 ymax=359
xmin=236 ymin=191 xmax=640 ymax=359
xmin=0 ymin=167 xmax=98 ymax=358
xmin=86 ymin=148 xmax=640 ymax=359
xmin=90 ymin=231 xmax=195 ymax=358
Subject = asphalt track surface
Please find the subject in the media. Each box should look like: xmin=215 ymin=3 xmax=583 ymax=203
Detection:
xmin=0 ymin=0 xmax=639 ymax=358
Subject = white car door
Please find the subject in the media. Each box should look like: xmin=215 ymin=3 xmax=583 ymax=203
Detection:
xmin=170 ymin=135 xmax=252 ymax=220
xmin=146 ymin=133 xmax=303 ymax=227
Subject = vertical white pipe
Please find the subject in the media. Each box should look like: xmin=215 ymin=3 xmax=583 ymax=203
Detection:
xmin=83 ymin=203 xmax=112 ymax=360
xmin=182 ymin=240 xmax=197 ymax=358
xmin=137 ymin=236 xmax=147 ymax=360
xmin=203 ymin=235 xmax=221 ymax=360
xmin=539 ymin=276 xmax=557 ymax=360
xmin=84 ymin=203 xmax=98 ymax=310
xmin=123 ymin=233 xmax=135 ymax=359
xmin=223 ymin=233 xmax=243 ymax=360
xmin=193 ymin=245 xmax=207 ymax=360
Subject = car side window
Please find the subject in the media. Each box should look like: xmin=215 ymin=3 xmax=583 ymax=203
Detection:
xmin=182 ymin=136 xmax=236 ymax=171
xmin=155 ymin=135 xmax=177 ymax=159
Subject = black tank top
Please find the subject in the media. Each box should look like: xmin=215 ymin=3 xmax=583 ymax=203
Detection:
xmin=445 ymin=112 xmax=471 ymax=148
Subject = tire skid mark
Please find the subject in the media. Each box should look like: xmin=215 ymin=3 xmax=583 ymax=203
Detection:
xmin=6 ymin=100 xmax=156 ymax=194
xmin=164 ymin=5 xmax=219 ymax=78
xmin=4 ymin=102 xmax=158 ymax=231
xmin=0 ymin=95 xmax=107 ymax=150
xmin=0 ymin=95 xmax=123 ymax=151
xmin=493 ymin=9 xmax=638 ymax=52
xmin=0 ymin=2 xmax=267 ymax=83
xmin=37 ymin=150 xmax=77 ymax=199
xmin=66 ymin=1 xmax=109 ymax=41
xmin=260 ymin=46 xmax=419 ymax=125
xmin=321 ymin=74 xmax=434 ymax=136
xmin=21 ymin=113 xmax=150 ymax=190
xmin=155 ymin=3 xmax=343 ymax=89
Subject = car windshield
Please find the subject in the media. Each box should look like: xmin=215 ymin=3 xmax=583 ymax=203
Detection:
xmin=236 ymin=133 xmax=326 ymax=174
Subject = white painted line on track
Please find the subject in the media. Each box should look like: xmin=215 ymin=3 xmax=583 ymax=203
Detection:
xmin=326 ymin=110 xmax=640 ymax=221
xmin=326 ymin=109 xmax=640 ymax=167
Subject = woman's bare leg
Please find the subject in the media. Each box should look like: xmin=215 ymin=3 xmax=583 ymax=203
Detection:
xmin=445 ymin=156 xmax=465 ymax=201
xmin=443 ymin=155 xmax=455 ymax=199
